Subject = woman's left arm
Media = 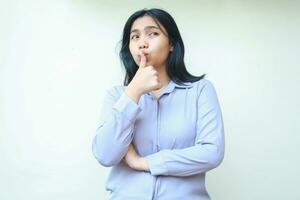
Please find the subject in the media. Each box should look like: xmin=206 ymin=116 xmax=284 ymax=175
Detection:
xmin=123 ymin=143 xmax=150 ymax=171
xmin=125 ymin=80 xmax=225 ymax=177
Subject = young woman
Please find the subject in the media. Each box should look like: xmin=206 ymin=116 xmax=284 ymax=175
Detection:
xmin=92 ymin=8 xmax=225 ymax=200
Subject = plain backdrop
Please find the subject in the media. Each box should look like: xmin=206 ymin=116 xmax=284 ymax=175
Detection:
xmin=1 ymin=0 xmax=299 ymax=199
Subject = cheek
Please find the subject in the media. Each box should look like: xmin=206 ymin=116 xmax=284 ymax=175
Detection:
xmin=153 ymin=40 xmax=170 ymax=54
xmin=129 ymin=45 xmax=140 ymax=64
xmin=129 ymin=45 xmax=137 ymax=58
xmin=129 ymin=44 xmax=134 ymax=55
xmin=153 ymin=45 xmax=170 ymax=61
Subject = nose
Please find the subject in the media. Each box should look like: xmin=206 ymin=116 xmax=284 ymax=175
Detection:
xmin=138 ymin=38 xmax=148 ymax=50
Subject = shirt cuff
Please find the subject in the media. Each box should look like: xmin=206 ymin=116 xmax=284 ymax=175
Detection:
xmin=112 ymin=92 xmax=142 ymax=123
xmin=146 ymin=151 xmax=169 ymax=176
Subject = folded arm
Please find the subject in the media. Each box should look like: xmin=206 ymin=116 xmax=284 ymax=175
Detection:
xmin=92 ymin=87 xmax=142 ymax=167
xmin=144 ymin=81 xmax=225 ymax=177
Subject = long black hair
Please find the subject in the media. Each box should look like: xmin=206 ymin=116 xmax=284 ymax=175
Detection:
xmin=119 ymin=8 xmax=205 ymax=86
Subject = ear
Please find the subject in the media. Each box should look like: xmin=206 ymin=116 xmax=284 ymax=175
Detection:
xmin=170 ymin=44 xmax=174 ymax=52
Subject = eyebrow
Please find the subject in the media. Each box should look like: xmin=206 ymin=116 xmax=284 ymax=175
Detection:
xmin=130 ymin=26 xmax=160 ymax=34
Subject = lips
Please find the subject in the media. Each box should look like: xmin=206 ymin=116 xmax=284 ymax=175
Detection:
xmin=138 ymin=53 xmax=149 ymax=60
xmin=139 ymin=53 xmax=148 ymax=57
xmin=139 ymin=51 xmax=149 ymax=56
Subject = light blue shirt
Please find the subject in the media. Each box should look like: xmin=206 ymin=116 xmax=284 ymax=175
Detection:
xmin=92 ymin=78 xmax=225 ymax=200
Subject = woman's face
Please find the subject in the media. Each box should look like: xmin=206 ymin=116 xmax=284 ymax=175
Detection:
xmin=129 ymin=15 xmax=173 ymax=69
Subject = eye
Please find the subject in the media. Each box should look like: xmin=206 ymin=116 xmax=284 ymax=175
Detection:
xmin=131 ymin=35 xmax=139 ymax=40
xmin=148 ymin=32 xmax=158 ymax=37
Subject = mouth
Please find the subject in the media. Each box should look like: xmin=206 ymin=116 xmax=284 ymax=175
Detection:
xmin=138 ymin=53 xmax=149 ymax=60
xmin=138 ymin=53 xmax=148 ymax=56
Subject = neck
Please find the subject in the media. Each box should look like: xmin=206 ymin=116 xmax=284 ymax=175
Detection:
xmin=155 ymin=65 xmax=171 ymax=90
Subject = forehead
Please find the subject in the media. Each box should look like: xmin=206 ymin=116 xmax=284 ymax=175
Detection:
xmin=130 ymin=15 xmax=166 ymax=33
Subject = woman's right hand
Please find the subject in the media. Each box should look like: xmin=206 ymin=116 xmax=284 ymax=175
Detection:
xmin=125 ymin=52 xmax=162 ymax=103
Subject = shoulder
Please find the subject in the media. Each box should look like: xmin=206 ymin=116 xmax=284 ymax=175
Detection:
xmin=190 ymin=78 xmax=220 ymax=102
xmin=191 ymin=78 xmax=216 ymax=92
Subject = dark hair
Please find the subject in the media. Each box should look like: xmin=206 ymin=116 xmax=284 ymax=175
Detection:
xmin=119 ymin=8 xmax=205 ymax=86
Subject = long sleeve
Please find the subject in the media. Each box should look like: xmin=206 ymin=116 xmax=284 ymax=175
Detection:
xmin=146 ymin=81 xmax=225 ymax=177
xmin=92 ymin=86 xmax=142 ymax=167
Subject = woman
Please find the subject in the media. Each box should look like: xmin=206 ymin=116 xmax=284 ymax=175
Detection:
xmin=92 ymin=8 xmax=225 ymax=200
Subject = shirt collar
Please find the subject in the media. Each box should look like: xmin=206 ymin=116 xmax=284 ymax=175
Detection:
xmin=146 ymin=79 xmax=193 ymax=96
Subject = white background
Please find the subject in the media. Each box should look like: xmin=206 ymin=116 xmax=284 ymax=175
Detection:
xmin=1 ymin=0 xmax=299 ymax=199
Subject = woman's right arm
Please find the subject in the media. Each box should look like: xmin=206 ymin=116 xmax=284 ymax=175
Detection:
xmin=91 ymin=86 xmax=142 ymax=167
xmin=93 ymin=52 xmax=162 ymax=167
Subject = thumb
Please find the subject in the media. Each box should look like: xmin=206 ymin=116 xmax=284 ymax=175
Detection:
xmin=139 ymin=52 xmax=147 ymax=68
